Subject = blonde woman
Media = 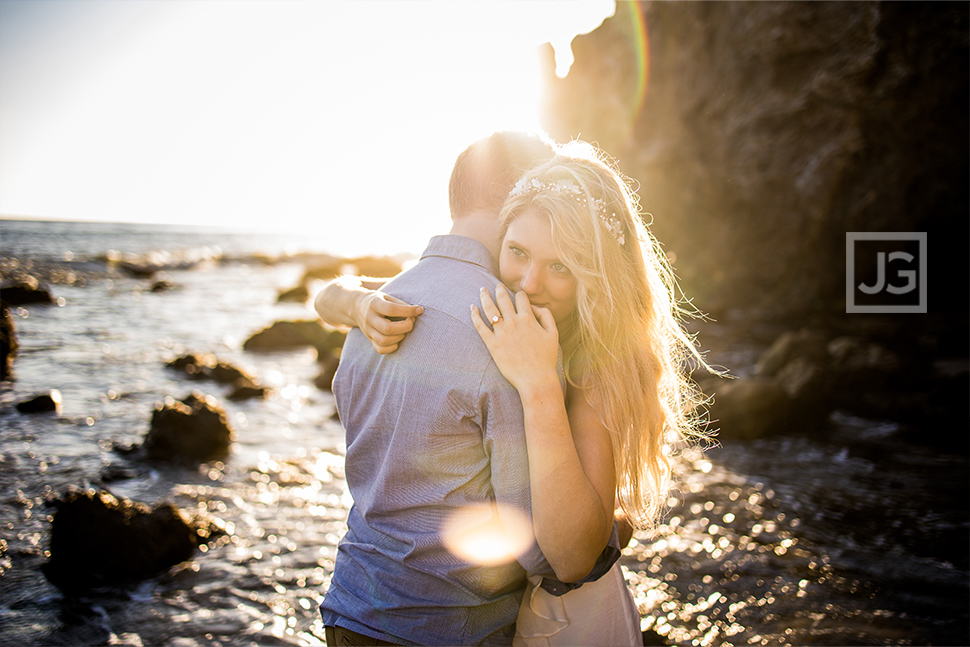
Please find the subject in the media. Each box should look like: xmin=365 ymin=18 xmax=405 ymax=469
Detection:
xmin=464 ymin=143 xmax=704 ymax=645
xmin=315 ymin=141 xmax=705 ymax=646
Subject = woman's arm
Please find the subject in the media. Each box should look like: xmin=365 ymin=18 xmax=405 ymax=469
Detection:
xmin=471 ymin=287 xmax=614 ymax=582
xmin=313 ymin=276 xmax=423 ymax=355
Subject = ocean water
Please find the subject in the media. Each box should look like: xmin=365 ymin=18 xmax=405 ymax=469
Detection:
xmin=0 ymin=219 xmax=967 ymax=646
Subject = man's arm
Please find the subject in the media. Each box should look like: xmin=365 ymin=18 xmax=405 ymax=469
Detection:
xmin=313 ymin=276 xmax=423 ymax=355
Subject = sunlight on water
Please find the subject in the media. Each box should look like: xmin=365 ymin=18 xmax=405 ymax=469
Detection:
xmin=1 ymin=221 xmax=965 ymax=646
xmin=441 ymin=503 xmax=533 ymax=567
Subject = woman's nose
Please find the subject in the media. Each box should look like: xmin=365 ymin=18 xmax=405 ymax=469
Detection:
xmin=520 ymin=265 xmax=542 ymax=295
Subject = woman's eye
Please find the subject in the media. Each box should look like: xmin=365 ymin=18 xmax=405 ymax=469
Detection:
xmin=551 ymin=263 xmax=569 ymax=274
xmin=509 ymin=246 xmax=525 ymax=257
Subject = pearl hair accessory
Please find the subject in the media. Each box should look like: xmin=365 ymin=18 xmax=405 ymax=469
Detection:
xmin=509 ymin=177 xmax=626 ymax=246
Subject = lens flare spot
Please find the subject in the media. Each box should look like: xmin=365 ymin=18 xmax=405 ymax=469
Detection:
xmin=441 ymin=503 xmax=533 ymax=566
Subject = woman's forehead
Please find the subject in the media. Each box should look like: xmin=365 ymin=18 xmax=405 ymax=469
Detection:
xmin=505 ymin=209 xmax=559 ymax=253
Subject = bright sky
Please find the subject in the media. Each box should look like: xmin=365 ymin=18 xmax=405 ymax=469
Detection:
xmin=0 ymin=0 xmax=615 ymax=256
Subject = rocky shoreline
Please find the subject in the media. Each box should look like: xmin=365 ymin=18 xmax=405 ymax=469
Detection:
xmin=0 ymin=251 xmax=397 ymax=600
xmin=0 ymin=241 xmax=967 ymax=644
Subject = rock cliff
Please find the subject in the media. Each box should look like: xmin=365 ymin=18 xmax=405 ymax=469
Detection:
xmin=540 ymin=1 xmax=968 ymax=331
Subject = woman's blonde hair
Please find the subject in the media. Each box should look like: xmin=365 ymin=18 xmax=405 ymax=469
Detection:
xmin=500 ymin=141 xmax=707 ymax=531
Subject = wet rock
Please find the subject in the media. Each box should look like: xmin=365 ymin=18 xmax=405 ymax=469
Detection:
xmin=1 ymin=302 xmax=17 ymax=380
xmin=168 ymin=353 xmax=252 ymax=384
xmin=150 ymin=278 xmax=175 ymax=292
xmin=42 ymin=488 xmax=204 ymax=590
xmin=243 ymin=320 xmax=346 ymax=354
xmin=167 ymin=354 xmax=267 ymax=400
xmin=99 ymin=463 xmax=139 ymax=483
xmin=774 ymin=356 xmax=832 ymax=429
xmin=167 ymin=352 xmax=215 ymax=379
xmin=111 ymin=439 xmax=142 ymax=455
xmin=226 ymin=377 xmax=269 ymax=401
xmin=708 ymin=378 xmax=791 ymax=441
xmin=827 ymin=336 xmax=904 ymax=409
xmin=0 ymin=277 xmax=55 ymax=306
xmin=209 ymin=361 xmax=251 ymax=385
xmin=15 ymin=390 xmax=62 ymax=414
xmin=144 ymin=392 xmax=234 ymax=462
xmin=114 ymin=261 xmax=158 ymax=278
xmin=277 ymin=285 xmax=309 ymax=303
xmin=167 ymin=353 xmax=206 ymax=371
xmin=756 ymin=329 xmax=830 ymax=378
xmin=314 ymin=350 xmax=340 ymax=391
xmin=828 ymin=336 xmax=901 ymax=376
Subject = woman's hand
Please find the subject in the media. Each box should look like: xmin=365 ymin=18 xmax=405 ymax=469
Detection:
xmin=470 ymin=285 xmax=559 ymax=392
xmin=356 ymin=292 xmax=423 ymax=355
xmin=473 ymin=284 xmax=615 ymax=582
xmin=314 ymin=276 xmax=422 ymax=355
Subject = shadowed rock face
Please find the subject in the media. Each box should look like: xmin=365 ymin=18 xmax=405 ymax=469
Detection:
xmin=144 ymin=392 xmax=234 ymax=462
xmin=42 ymin=489 xmax=202 ymax=591
xmin=540 ymin=1 xmax=968 ymax=324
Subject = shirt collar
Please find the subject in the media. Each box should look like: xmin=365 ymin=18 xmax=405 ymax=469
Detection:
xmin=420 ymin=235 xmax=497 ymax=274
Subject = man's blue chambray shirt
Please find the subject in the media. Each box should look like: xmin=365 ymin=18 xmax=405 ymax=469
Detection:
xmin=320 ymin=235 xmax=555 ymax=646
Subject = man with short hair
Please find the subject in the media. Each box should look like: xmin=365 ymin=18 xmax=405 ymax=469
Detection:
xmin=318 ymin=132 xmax=559 ymax=645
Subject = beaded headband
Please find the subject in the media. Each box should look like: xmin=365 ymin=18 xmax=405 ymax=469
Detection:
xmin=509 ymin=177 xmax=626 ymax=246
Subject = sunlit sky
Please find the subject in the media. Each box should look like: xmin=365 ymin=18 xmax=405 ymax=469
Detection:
xmin=0 ymin=0 xmax=615 ymax=256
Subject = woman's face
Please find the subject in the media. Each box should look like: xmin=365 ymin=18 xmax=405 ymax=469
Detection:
xmin=499 ymin=207 xmax=578 ymax=325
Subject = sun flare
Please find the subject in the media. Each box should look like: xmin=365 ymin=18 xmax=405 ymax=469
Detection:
xmin=441 ymin=502 xmax=534 ymax=567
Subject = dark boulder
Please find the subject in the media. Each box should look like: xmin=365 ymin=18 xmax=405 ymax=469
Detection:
xmin=166 ymin=352 xmax=215 ymax=379
xmin=167 ymin=354 xmax=267 ymax=400
xmin=828 ymin=336 xmax=901 ymax=379
xmin=277 ymin=285 xmax=309 ymax=303
xmin=150 ymin=279 xmax=175 ymax=292
xmin=16 ymin=390 xmax=62 ymax=414
xmin=114 ymin=261 xmax=158 ymax=278
xmin=144 ymin=392 xmax=234 ymax=462
xmin=99 ymin=463 xmax=139 ymax=483
xmin=209 ymin=361 xmax=251 ymax=385
xmin=42 ymin=488 xmax=207 ymax=591
xmin=774 ymin=355 xmax=834 ymax=430
xmin=753 ymin=329 xmax=833 ymax=427
xmin=826 ymin=335 xmax=913 ymax=418
xmin=755 ymin=329 xmax=830 ymax=378
xmin=243 ymin=320 xmax=346 ymax=354
xmin=0 ymin=277 xmax=55 ymax=306
xmin=1 ymin=302 xmax=17 ymax=380
xmin=707 ymin=378 xmax=792 ymax=441
xmin=314 ymin=350 xmax=340 ymax=391
xmin=167 ymin=353 xmax=253 ymax=384
xmin=226 ymin=376 xmax=269 ymax=401
xmin=167 ymin=353 xmax=207 ymax=371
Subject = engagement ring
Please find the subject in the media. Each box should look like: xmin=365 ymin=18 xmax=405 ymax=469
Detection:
xmin=491 ymin=315 xmax=502 ymax=324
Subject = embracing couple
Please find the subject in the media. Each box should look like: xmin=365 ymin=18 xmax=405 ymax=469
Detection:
xmin=314 ymin=132 xmax=704 ymax=646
